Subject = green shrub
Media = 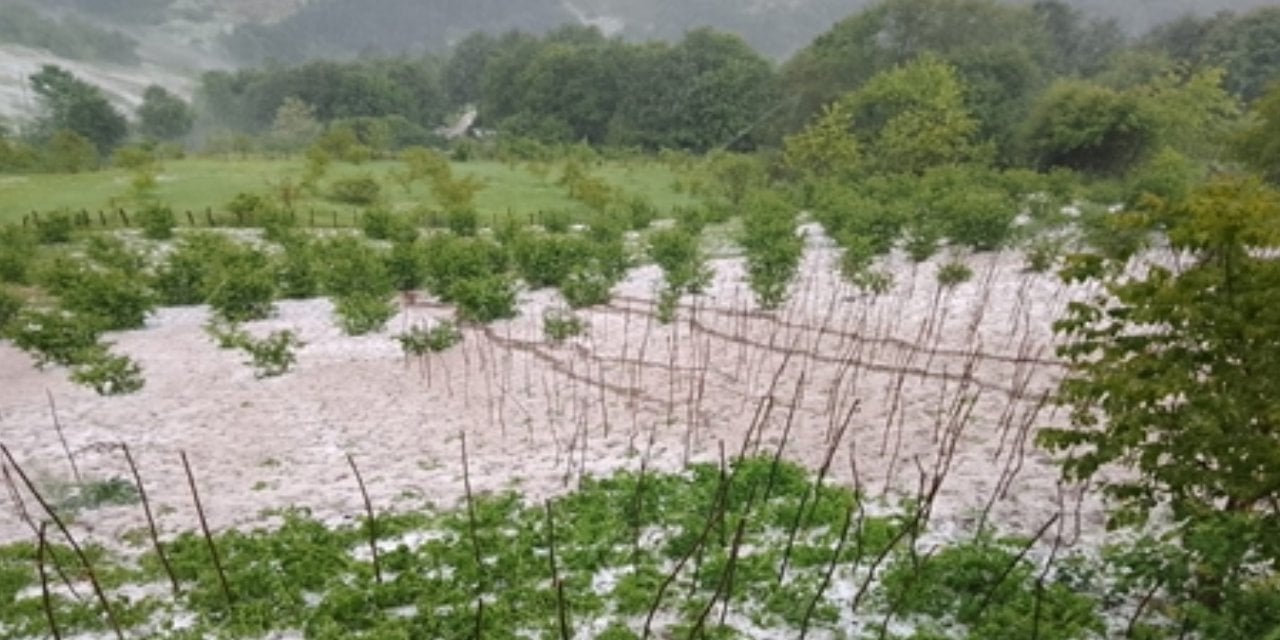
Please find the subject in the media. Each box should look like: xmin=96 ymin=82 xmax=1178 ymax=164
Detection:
xmin=329 ymin=175 xmax=381 ymax=205
xmin=0 ymin=225 xmax=38 ymax=283
xmin=205 ymin=247 xmax=277 ymax=322
xmin=226 ymin=192 xmax=269 ymax=223
xmin=241 ymin=330 xmax=304 ymax=378
xmin=137 ymin=203 xmax=177 ymax=240
xmin=317 ymin=236 xmax=393 ymax=299
xmin=276 ymin=238 xmax=321 ymax=299
xmin=153 ymin=232 xmax=241 ymax=306
xmin=258 ymin=207 xmax=297 ymax=243
xmin=626 ymin=195 xmax=657 ymax=231
xmin=541 ymin=209 xmax=573 ymax=234
xmin=561 ymin=267 xmax=614 ymax=309
xmin=386 ymin=240 xmax=425 ymax=292
xmin=83 ymin=235 xmax=147 ymax=275
xmin=937 ymin=260 xmax=974 ymax=288
xmin=334 ymin=293 xmax=397 ymax=336
xmin=206 ymin=323 xmax=304 ymax=378
xmin=34 ymin=211 xmax=75 ymax=244
xmin=5 ymin=308 xmax=103 ymax=368
xmin=450 ymin=275 xmax=518 ymax=324
xmin=42 ymin=258 xmax=155 ymax=331
xmin=361 ymin=208 xmax=418 ymax=242
xmin=395 ymin=321 xmax=462 ymax=356
xmin=648 ymin=227 xmax=712 ymax=323
xmin=423 ymin=235 xmax=507 ymax=300
xmin=543 ymin=308 xmax=585 ymax=343
xmin=1023 ymin=238 xmax=1061 ymax=273
xmin=739 ymin=190 xmax=803 ymax=311
xmin=447 ymin=208 xmax=478 ymax=236
xmin=511 ymin=232 xmax=599 ymax=290
xmin=70 ymin=350 xmax=145 ymax=396
xmin=0 ymin=287 xmax=22 ymax=329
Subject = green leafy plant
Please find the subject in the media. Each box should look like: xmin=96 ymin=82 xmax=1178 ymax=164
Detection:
xmin=5 ymin=308 xmax=103 ymax=368
xmin=205 ymin=247 xmax=277 ymax=322
xmin=395 ymin=321 xmax=462 ymax=356
xmin=450 ymin=275 xmax=518 ymax=324
xmin=739 ymin=190 xmax=803 ymax=310
xmin=328 ymin=175 xmax=382 ymax=205
xmin=69 ymin=350 xmax=145 ymax=396
xmin=34 ymin=211 xmax=75 ymax=244
xmin=334 ymin=293 xmax=397 ymax=336
xmin=0 ymin=225 xmax=38 ymax=283
xmin=241 ymin=330 xmax=304 ymax=378
xmin=936 ymin=260 xmax=974 ymax=287
xmin=136 ymin=203 xmax=177 ymax=240
xmin=54 ymin=477 xmax=140 ymax=516
xmin=543 ymin=308 xmax=585 ymax=343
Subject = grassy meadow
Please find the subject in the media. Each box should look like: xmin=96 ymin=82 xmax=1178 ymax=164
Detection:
xmin=0 ymin=156 xmax=698 ymax=226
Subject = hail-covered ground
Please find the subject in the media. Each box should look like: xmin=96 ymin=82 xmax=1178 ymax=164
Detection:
xmin=0 ymin=226 xmax=1101 ymax=549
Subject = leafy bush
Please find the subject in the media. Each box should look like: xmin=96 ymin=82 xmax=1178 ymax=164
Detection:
xmin=449 ymin=275 xmax=518 ymax=324
xmin=511 ymin=232 xmax=599 ymax=290
xmin=739 ymin=190 xmax=803 ymax=310
xmin=153 ymin=232 xmax=241 ymax=306
xmin=276 ymin=238 xmax=321 ymax=299
xmin=137 ymin=203 xmax=177 ymax=240
xmin=422 ymin=235 xmax=507 ymax=301
xmin=561 ymin=267 xmax=614 ymax=309
xmin=41 ymin=257 xmax=155 ymax=331
xmin=34 ymin=211 xmax=75 ymax=244
xmin=328 ymin=175 xmax=381 ymax=205
xmin=317 ymin=236 xmax=393 ymax=299
xmin=386 ymin=240 xmax=426 ymax=292
xmin=543 ymin=308 xmax=585 ymax=344
xmin=226 ymin=192 xmax=269 ymax=223
xmin=1023 ymin=238 xmax=1061 ymax=273
xmin=361 ymin=208 xmax=418 ymax=242
xmin=0 ymin=225 xmax=38 ymax=284
xmin=258 ymin=207 xmax=297 ymax=244
xmin=648 ymin=227 xmax=712 ymax=322
xmin=334 ymin=293 xmax=397 ymax=336
xmin=395 ymin=321 xmax=462 ymax=356
xmin=205 ymin=247 xmax=277 ymax=322
xmin=541 ymin=209 xmax=573 ymax=234
xmin=5 ymin=308 xmax=102 ymax=368
xmin=937 ymin=261 xmax=974 ymax=287
xmin=0 ymin=287 xmax=22 ymax=328
xmin=446 ymin=208 xmax=478 ymax=236
xmin=241 ymin=330 xmax=304 ymax=378
xmin=625 ymin=195 xmax=658 ymax=231
xmin=206 ymin=322 xmax=304 ymax=378
xmin=70 ymin=350 xmax=145 ymax=396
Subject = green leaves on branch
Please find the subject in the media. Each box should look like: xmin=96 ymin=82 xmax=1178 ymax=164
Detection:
xmin=739 ymin=190 xmax=803 ymax=310
xmin=1040 ymin=177 xmax=1280 ymax=633
xmin=648 ymin=226 xmax=712 ymax=323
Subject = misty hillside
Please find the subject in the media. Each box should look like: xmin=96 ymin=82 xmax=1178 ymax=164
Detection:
xmin=1 ymin=0 xmax=1277 ymax=125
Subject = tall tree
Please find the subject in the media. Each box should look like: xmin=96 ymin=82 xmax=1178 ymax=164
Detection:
xmin=1234 ymin=83 xmax=1280 ymax=184
xmin=1041 ymin=178 xmax=1280 ymax=632
xmin=29 ymin=65 xmax=127 ymax=156
xmin=136 ymin=85 xmax=194 ymax=141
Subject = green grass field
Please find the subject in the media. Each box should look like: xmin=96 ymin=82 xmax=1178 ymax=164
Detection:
xmin=0 ymin=157 xmax=697 ymax=226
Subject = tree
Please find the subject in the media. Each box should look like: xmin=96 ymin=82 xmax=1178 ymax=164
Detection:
xmin=29 ymin=65 xmax=127 ymax=156
xmin=268 ymin=97 xmax=323 ymax=153
xmin=1040 ymin=177 xmax=1280 ymax=611
xmin=783 ymin=100 xmax=862 ymax=181
xmin=778 ymin=0 xmax=1053 ymax=150
xmin=1233 ymin=82 xmax=1280 ymax=183
xmin=1021 ymin=80 xmax=1159 ymax=176
xmin=844 ymin=54 xmax=983 ymax=174
xmin=136 ymin=85 xmax=194 ymax=141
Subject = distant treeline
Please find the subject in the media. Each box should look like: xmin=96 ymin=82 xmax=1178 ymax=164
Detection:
xmin=0 ymin=0 xmax=140 ymax=64
xmin=196 ymin=0 xmax=1280 ymax=162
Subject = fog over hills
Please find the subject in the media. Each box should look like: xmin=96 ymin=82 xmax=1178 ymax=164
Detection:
xmin=0 ymin=0 xmax=1275 ymax=125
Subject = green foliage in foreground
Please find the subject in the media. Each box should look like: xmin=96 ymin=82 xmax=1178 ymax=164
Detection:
xmin=0 ymin=458 xmax=1132 ymax=640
